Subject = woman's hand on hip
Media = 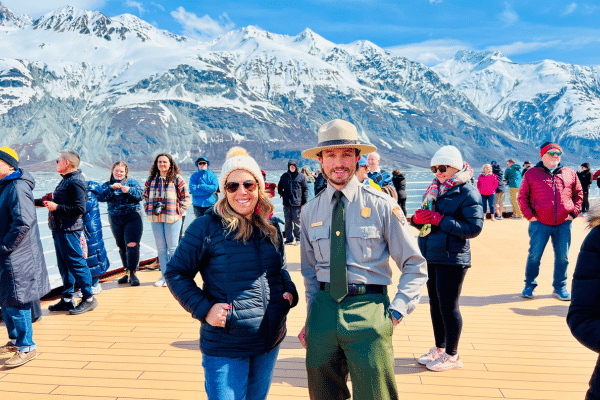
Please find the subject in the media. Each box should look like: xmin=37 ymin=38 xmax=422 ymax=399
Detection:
xmin=205 ymin=303 xmax=231 ymax=327
xmin=283 ymin=292 xmax=293 ymax=305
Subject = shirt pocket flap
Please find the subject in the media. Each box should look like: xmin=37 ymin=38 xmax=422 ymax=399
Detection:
xmin=348 ymin=225 xmax=379 ymax=239
xmin=309 ymin=225 xmax=330 ymax=241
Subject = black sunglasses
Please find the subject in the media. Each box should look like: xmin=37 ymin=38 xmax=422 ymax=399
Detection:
xmin=431 ymin=165 xmax=451 ymax=173
xmin=225 ymin=180 xmax=257 ymax=193
xmin=197 ymin=161 xmax=207 ymax=165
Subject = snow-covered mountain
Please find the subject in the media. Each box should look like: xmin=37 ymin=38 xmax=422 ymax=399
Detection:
xmin=434 ymin=50 xmax=600 ymax=158
xmin=0 ymin=4 xmax=576 ymax=170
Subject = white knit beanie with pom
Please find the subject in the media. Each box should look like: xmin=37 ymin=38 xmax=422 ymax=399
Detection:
xmin=430 ymin=145 xmax=464 ymax=171
xmin=219 ymin=147 xmax=265 ymax=194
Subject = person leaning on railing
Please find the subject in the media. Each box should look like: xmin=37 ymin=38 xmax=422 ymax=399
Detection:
xmin=165 ymin=147 xmax=297 ymax=400
xmin=96 ymin=161 xmax=144 ymax=287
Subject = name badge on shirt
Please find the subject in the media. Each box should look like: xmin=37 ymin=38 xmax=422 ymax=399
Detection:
xmin=361 ymin=207 xmax=371 ymax=218
xmin=311 ymin=221 xmax=323 ymax=227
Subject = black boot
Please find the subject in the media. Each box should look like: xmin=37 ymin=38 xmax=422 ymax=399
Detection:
xmin=130 ymin=271 xmax=140 ymax=287
xmin=117 ymin=272 xmax=129 ymax=284
xmin=49 ymin=298 xmax=75 ymax=312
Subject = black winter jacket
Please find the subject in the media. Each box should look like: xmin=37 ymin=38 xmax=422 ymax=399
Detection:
xmin=35 ymin=169 xmax=87 ymax=232
xmin=413 ymin=182 xmax=483 ymax=266
xmin=0 ymin=170 xmax=51 ymax=308
xmin=568 ymin=221 xmax=600 ymax=353
xmin=577 ymin=170 xmax=593 ymax=192
xmin=567 ymin=212 xmax=600 ymax=400
xmin=314 ymin=173 xmax=327 ymax=196
xmin=492 ymin=165 xmax=506 ymax=192
xmin=392 ymin=174 xmax=407 ymax=200
xmin=165 ymin=210 xmax=298 ymax=357
xmin=278 ymin=166 xmax=308 ymax=207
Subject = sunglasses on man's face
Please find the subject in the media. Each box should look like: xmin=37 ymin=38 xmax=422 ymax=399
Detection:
xmin=547 ymin=151 xmax=562 ymax=157
xmin=430 ymin=165 xmax=450 ymax=173
xmin=225 ymin=180 xmax=257 ymax=193
xmin=198 ymin=161 xmax=207 ymax=165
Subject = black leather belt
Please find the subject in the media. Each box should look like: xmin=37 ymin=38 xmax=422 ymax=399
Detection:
xmin=319 ymin=282 xmax=387 ymax=296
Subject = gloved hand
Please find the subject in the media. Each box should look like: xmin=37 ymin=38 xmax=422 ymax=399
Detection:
xmin=41 ymin=193 xmax=53 ymax=202
xmin=428 ymin=211 xmax=444 ymax=226
xmin=412 ymin=209 xmax=432 ymax=225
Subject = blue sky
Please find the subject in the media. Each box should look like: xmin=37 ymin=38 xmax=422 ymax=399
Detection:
xmin=3 ymin=0 xmax=600 ymax=66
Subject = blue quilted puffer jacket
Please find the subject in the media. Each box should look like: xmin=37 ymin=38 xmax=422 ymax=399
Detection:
xmin=84 ymin=182 xmax=110 ymax=276
xmin=165 ymin=210 xmax=298 ymax=357
xmin=413 ymin=182 xmax=484 ymax=266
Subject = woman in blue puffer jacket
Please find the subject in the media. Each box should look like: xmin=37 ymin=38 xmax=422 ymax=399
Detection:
xmin=411 ymin=145 xmax=483 ymax=372
xmin=97 ymin=162 xmax=144 ymax=287
xmin=165 ymin=147 xmax=298 ymax=400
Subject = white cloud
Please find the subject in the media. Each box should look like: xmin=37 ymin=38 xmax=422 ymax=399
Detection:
xmin=151 ymin=2 xmax=164 ymax=11
xmin=1 ymin=0 xmax=105 ymax=17
xmin=386 ymin=39 xmax=470 ymax=66
xmin=488 ymin=40 xmax=562 ymax=56
xmin=499 ymin=3 xmax=518 ymax=25
xmin=124 ymin=0 xmax=146 ymax=15
xmin=171 ymin=7 xmax=235 ymax=41
xmin=429 ymin=0 xmax=443 ymax=3
xmin=562 ymin=2 xmax=577 ymax=16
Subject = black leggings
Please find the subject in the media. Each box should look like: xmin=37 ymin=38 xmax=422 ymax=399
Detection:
xmin=426 ymin=264 xmax=468 ymax=356
xmin=109 ymin=211 xmax=143 ymax=272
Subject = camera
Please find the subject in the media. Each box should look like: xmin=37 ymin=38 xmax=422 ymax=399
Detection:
xmin=153 ymin=202 xmax=165 ymax=216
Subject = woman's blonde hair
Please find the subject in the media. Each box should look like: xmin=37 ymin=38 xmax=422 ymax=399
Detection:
xmin=215 ymin=148 xmax=279 ymax=245
xmin=482 ymin=163 xmax=492 ymax=172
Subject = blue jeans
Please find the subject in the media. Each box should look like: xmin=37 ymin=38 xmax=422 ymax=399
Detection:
xmin=2 ymin=304 xmax=35 ymax=352
xmin=53 ymin=231 xmax=93 ymax=299
xmin=525 ymin=220 xmax=572 ymax=290
xmin=202 ymin=346 xmax=280 ymax=400
xmin=151 ymin=219 xmax=182 ymax=279
xmin=481 ymin=194 xmax=495 ymax=215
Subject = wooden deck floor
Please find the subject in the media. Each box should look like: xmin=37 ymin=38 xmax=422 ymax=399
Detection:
xmin=1 ymin=217 xmax=595 ymax=399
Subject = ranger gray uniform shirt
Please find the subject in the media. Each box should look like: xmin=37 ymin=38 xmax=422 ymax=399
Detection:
xmin=301 ymin=176 xmax=427 ymax=317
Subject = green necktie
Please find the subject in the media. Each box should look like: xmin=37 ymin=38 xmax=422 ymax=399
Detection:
xmin=330 ymin=190 xmax=347 ymax=302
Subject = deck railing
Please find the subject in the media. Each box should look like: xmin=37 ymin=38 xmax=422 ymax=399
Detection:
xmin=37 ymin=182 xmax=600 ymax=289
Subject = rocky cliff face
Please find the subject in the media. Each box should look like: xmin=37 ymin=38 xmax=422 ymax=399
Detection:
xmin=0 ymin=4 xmax=586 ymax=171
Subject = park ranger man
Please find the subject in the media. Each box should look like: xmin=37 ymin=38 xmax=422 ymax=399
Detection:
xmin=298 ymin=119 xmax=428 ymax=400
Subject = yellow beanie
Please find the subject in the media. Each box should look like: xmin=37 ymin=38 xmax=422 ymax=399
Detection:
xmin=0 ymin=146 xmax=19 ymax=169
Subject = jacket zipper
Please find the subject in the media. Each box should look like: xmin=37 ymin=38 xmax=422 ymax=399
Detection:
xmin=256 ymin=233 xmax=269 ymax=349
xmin=553 ymin=170 xmax=558 ymax=225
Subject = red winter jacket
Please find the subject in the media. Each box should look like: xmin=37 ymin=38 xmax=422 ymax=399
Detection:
xmin=518 ymin=162 xmax=583 ymax=226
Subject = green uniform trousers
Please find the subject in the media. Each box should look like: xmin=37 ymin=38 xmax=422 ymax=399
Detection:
xmin=305 ymin=289 xmax=398 ymax=400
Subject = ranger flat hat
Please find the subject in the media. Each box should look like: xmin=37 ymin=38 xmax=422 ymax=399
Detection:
xmin=302 ymin=119 xmax=377 ymax=159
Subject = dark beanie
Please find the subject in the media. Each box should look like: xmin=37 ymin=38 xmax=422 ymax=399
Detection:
xmin=0 ymin=146 xmax=18 ymax=169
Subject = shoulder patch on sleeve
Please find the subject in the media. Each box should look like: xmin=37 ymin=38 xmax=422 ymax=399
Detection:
xmin=392 ymin=206 xmax=407 ymax=225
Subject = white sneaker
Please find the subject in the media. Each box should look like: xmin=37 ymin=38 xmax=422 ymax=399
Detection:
xmin=417 ymin=347 xmax=445 ymax=365
xmin=73 ymin=283 xmax=102 ymax=298
xmin=92 ymin=283 xmax=102 ymax=295
xmin=154 ymin=278 xmax=166 ymax=287
xmin=426 ymin=353 xmax=463 ymax=372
